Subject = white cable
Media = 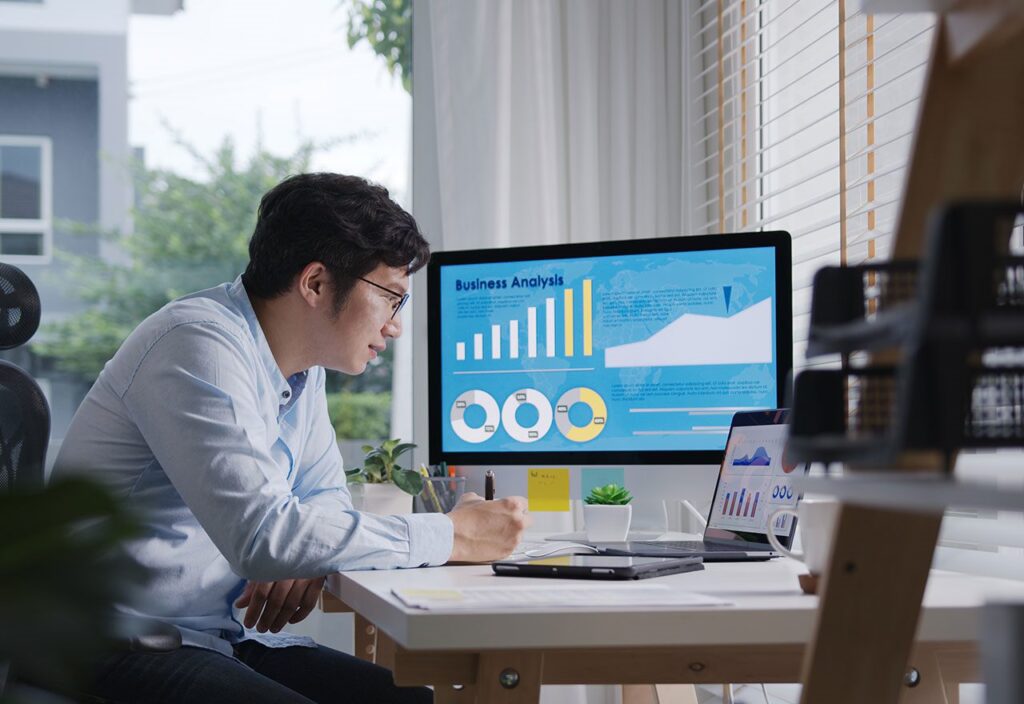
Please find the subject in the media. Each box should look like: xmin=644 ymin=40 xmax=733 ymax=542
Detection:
xmin=521 ymin=543 xmax=600 ymax=558
xmin=681 ymin=499 xmax=709 ymax=529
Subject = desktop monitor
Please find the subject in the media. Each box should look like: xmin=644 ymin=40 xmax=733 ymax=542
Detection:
xmin=426 ymin=232 xmax=792 ymax=465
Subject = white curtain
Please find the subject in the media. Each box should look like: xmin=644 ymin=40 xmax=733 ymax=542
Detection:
xmin=423 ymin=0 xmax=684 ymax=250
xmin=407 ymin=0 xmax=689 ymax=450
xmin=407 ymin=4 xmax=687 ymax=702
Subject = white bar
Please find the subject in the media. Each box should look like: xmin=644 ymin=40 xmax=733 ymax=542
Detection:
xmin=527 ymin=308 xmax=537 ymax=358
xmin=633 ymin=430 xmax=731 ymax=435
xmin=491 ymin=325 xmax=501 ymax=360
xmin=798 ymin=474 xmax=1024 ymax=514
xmin=509 ymin=320 xmax=519 ymax=359
xmin=630 ymin=406 xmax=764 ymax=413
xmin=456 ymin=342 xmax=466 ymax=361
xmin=454 ymin=367 xmax=596 ymax=376
xmin=545 ymin=297 xmax=555 ymax=357
xmin=940 ymin=515 xmax=1024 ymax=549
xmin=473 ymin=333 xmax=483 ymax=360
xmin=933 ymin=546 xmax=1024 ymax=582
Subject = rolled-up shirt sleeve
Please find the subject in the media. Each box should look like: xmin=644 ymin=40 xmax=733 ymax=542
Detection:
xmin=121 ymin=322 xmax=453 ymax=580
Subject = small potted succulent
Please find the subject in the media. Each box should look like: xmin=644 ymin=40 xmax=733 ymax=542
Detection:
xmin=583 ymin=483 xmax=633 ymax=542
xmin=345 ymin=439 xmax=424 ymax=515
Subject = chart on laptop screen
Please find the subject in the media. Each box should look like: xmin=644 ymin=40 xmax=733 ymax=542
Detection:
xmin=710 ymin=423 xmax=799 ymax=536
xmin=438 ymin=246 xmax=778 ymax=454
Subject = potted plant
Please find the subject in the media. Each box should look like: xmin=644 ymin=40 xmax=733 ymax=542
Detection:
xmin=345 ymin=439 xmax=424 ymax=515
xmin=583 ymin=483 xmax=633 ymax=542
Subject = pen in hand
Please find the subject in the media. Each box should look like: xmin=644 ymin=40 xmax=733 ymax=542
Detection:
xmin=485 ymin=470 xmax=495 ymax=501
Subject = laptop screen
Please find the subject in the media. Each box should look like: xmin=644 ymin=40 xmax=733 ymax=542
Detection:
xmin=704 ymin=410 xmax=803 ymax=548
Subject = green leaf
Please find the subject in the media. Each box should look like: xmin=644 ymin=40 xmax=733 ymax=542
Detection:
xmin=344 ymin=0 xmax=412 ymax=94
xmin=584 ymin=483 xmax=632 ymax=505
xmin=392 ymin=468 xmax=424 ymax=496
xmin=381 ymin=438 xmax=401 ymax=454
xmin=361 ymin=444 xmax=375 ymax=454
xmin=0 ymin=478 xmax=149 ymax=690
xmin=392 ymin=442 xmax=416 ymax=459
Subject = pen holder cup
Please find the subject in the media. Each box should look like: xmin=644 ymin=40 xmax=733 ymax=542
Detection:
xmin=413 ymin=476 xmax=466 ymax=514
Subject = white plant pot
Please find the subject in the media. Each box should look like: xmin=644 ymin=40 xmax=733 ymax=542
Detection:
xmin=583 ymin=504 xmax=633 ymax=542
xmin=350 ymin=483 xmax=414 ymax=515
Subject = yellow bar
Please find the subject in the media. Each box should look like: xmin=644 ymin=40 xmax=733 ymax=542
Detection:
xmin=582 ymin=279 xmax=593 ymax=356
xmin=564 ymin=289 xmax=574 ymax=357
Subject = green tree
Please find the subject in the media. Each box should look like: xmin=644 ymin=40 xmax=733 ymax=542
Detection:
xmin=33 ymin=138 xmax=315 ymax=379
xmin=344 ymin=0 xmax=412 ymax=93
xmin=34 ymin=136 xmax=396 ymax=438
xmin=326 ymin=391 xmax=391 ymax=439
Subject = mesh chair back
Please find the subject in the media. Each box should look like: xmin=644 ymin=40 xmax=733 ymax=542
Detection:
xmin=0 ymin=362 xmax=48 ymax=493
xmin=0 ymin=263 xmax=48 ymax=493
xmin=0 ymin=262 xmax=41 ymax=350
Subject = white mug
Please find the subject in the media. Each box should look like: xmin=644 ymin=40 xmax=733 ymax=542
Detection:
xmin=766 ymin=499 xmax=840 ymax=574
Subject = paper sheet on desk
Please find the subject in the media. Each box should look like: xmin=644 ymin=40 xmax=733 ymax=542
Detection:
xmin=392 ymin=584 xmax=730 ymax=610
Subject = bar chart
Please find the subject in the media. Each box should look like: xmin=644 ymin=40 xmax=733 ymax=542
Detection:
xmin=721 ymin=488 xmax=762 ymax=519
xmin=454 ymin=279 xmax=594 ymax=364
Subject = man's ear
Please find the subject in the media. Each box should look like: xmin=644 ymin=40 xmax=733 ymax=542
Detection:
xmin=296 ymin=262 xmax=330 ymax=308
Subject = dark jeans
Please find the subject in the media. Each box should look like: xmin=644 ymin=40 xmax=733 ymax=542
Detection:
xmin=87 ymin=641 xmax=433 ymax=704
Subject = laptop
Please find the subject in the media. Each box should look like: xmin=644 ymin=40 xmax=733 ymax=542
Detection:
xmin=587 ymin=409 xmax=806 ymax=562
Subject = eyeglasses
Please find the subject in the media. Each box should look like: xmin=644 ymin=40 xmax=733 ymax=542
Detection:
xmin=357 ymin=276 xmax=410 ymax=319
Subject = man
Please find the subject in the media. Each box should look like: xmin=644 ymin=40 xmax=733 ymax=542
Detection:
xmin=53 ymin=173 xmax=529 ymax=703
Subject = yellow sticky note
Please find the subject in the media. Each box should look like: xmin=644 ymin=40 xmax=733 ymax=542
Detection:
xmin=527 ymin=467 xmax=570 ymax=512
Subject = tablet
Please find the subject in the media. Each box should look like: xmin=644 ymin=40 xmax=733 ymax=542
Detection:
xmin=492 ymin=554 xmax=704 ymax=580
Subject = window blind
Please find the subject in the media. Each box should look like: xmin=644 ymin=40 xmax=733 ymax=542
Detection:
xmin=688 ymin=0 xmax=933 ymax=371
xmin=688 ymin=0 xmax=1023 ymax=579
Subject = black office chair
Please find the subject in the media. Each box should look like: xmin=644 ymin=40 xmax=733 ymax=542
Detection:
xmin=0 ymin=261 xmax=47 ymax=494
xmin=0 ymin=263 xmax=180 ymax=702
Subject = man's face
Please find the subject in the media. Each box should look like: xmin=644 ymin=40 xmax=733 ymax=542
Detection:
xmin=323 ymin=263 xmax=408 ymax=375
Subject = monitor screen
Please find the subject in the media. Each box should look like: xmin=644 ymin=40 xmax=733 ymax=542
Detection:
xmin=426 ymin=232 xmax=792 ymax=465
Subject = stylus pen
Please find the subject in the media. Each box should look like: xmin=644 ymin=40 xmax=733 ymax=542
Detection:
xmin=485 ymin=470 xmax=495 ymax=500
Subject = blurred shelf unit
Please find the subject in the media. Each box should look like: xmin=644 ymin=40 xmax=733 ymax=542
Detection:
xmin=788 ymin=202 xmax=1024 ymax=469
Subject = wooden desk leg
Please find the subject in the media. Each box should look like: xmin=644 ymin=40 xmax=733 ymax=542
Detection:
xmin=898 ymin=654 xmax=949 ymax=704
xmin=474 ymin=652 xmax=543 ymax=703
xmin=622 ymin=684 xmax=700 ymax=704
xmin=319 ymin=591 xmax=380 ymax=665
xmin=799 ymin=504 xmax=942 ymax=704
xmin=899 ymin=644 xmax=978 ymax=704
xmin=354 ymin=613 xmax=378 ymax=663
xmin=434 ymin=684 xmax=479 ymax=704
xmin=375 ymin=629 xmax=398 ymax=672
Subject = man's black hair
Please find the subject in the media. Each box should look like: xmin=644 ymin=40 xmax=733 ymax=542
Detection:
xmin=242 ymin=173 xmax=430 ymax=311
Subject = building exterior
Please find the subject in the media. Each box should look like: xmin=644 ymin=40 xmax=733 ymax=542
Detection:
xmin=0 ymin=0 xmax=182 ymax=441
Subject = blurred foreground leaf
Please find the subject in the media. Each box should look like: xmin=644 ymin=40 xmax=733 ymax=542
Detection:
xmin=0 ymin=478 xmax=147 ymax=695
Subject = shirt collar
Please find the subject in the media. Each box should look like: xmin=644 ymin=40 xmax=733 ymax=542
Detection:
xmin=226 ymin=275 xmax=300 ymax=404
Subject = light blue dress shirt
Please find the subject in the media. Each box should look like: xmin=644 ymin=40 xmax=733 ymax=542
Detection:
xmin=52 ymin=276 xmax=453 ymax=657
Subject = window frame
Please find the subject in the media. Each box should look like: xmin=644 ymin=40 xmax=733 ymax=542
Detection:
xmin=0 ymin=134 xmax=53 ymax=264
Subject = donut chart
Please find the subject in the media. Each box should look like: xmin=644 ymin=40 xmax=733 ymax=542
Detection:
xmin=450 ymin=390 xmax=500 ymax=443
xmin=554 ymin=387 xmax=608 ymax=443
xmin=501 ymin=388 xmax=553 ymax=442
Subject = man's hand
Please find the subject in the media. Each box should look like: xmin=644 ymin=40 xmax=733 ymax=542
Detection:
xmin=447 ymin=492 xmax=530 ymax=563
xmin=234 ymin=577 xmax=326 ymax=633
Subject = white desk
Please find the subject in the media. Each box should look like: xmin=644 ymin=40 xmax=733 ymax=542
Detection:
xmin=325 ymin=559 xmax=1024 ymax=703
